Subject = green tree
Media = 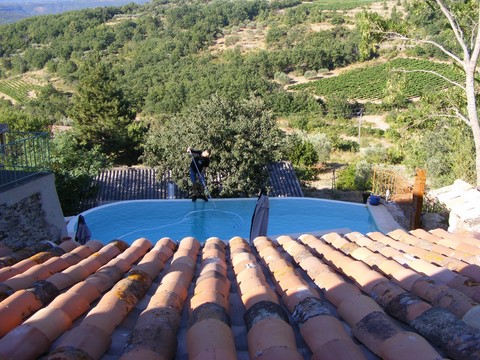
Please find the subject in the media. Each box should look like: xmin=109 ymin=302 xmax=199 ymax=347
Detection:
xmin=287 ymin=133 xmax=318 ymax=167
xmin=0 ymin=100 xmax=47 ymax=132
xmin=403 ymin=124 xmax=475 ymax=187
xmin=336 ymin=160 xmax=373 ymax=192
xmin=356 ymin=11 xmax=387 ymax=61
xmin=325 ymin=93 xmax=351 ymax=119
xmin=24 ymin=85 xmax=71 ymax=125
xmin=50 ymin=131 xmax=110 ymax=216
xmin=382 ymin=67 xmax=409 ymax=109
xmin=70 ymin=57 xmax=140 ymax=164
xmin=308 ymin=132 xmax=331 ymax=164
xmin=142 ymin=94 xmax=287 ymax=197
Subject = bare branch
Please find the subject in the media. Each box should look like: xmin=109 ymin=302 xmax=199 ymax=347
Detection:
xmin=469 ymin=7 xmax=480 ymax=65
xmin=392 ymin=68 xmax=466 ymax=91
xmin=385 ymin=32 xmax=464 ymax=66
xmin=421 ymin=111 xmax=470 ymax=127
xmin=452 ymin=107 xmax=471 ymax=126
xmin=434 ymin=0 xmax=469 ymax=58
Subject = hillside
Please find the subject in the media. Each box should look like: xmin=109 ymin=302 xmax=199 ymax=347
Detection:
xmin=0 ymin=0 xmax=149 ymax=24
xmin=0 ymin=0 xmax=476 ymax=200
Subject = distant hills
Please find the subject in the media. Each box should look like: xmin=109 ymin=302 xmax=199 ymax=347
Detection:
xmin=0 ymin=0 xmax=150 ymax=24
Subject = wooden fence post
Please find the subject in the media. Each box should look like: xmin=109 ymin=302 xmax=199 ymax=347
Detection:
xmin=412 ymin=168 xmax=427 ymax=229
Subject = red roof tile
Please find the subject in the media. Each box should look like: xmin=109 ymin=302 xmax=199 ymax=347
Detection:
xmin=0 ymin=228 xmax=480 ymax=360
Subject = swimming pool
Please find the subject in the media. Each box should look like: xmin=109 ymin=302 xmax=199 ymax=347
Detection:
xmin=68 ymin=198 xmax=379 ymax=244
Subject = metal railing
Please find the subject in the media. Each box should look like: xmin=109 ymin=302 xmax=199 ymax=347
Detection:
xmin=0 ymin=131 xmax=51 ymax=189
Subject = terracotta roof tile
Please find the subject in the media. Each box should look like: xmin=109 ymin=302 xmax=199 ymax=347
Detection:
xmin=1 ymin=226 xmax=480 ymax=359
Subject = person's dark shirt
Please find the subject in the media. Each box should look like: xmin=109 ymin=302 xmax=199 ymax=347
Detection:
xmin=190 ymin=150 xmax=210 ymax=173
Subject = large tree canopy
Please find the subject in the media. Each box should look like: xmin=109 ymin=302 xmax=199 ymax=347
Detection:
xmin=69 ymin=55 xmax=141 ymax=164
xmin=142 ymin=94 xmax=287 ymax=197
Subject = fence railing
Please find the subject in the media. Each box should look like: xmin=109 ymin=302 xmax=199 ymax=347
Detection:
xmin=0 ymin=131 xmax=51 ymax=189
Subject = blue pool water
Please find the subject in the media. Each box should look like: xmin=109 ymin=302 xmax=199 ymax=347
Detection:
xmin=68 ymin=198 xmax=378 ymax=244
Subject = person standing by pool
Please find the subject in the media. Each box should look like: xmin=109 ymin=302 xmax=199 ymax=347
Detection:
xmin=187 ymin=146 xmax=210 ymax=201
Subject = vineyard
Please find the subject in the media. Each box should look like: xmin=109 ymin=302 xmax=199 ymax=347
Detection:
xmin=312 ymin=0 xmax=379 ymax=11
xmin=292 ymin=58 xmax=465 ymax=101
xmin=0 ymin=77 xmax=42 ymax=104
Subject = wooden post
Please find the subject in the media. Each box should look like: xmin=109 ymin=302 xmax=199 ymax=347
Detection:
xmin=411 ymin=168 xmax=427 ymax=229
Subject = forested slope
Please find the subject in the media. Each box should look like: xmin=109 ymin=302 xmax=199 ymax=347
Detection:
xmin=0 ymin=0 xmax=476 ymax=213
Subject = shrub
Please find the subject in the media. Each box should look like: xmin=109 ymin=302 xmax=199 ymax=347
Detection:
xmin=274 ymin=71 xmax=291 ymax=86
xmin=336 ymin=160 xmax=372 ymax=191
xmin=325 ymin=93 xmax=351 ymax=119
xmin=331 ymin=138 xmax=359 ymax=152
xmin=308 ymin=132 xmax=331 ymax=164
xmin=330 ymin=14 xmax=345 ymax=25
xmin=225 ymin=36 xmax=241 ymax=46
xmin=363 ymin=144 xmax=389 ymax=164
xmin=287 ymin=134 xmax=318 ymax=167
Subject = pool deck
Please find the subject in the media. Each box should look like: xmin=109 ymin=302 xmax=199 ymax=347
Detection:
xmin=367 ymin=201 xmax=404 ymax=233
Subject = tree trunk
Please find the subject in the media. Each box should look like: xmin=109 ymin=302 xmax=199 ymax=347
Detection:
xmin=464 ymin=63 xmax=480 ymax=188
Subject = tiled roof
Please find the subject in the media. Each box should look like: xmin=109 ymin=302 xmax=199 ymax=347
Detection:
xmin=0 ymin=227 xmax=480 ymax=359
xmin=83 ymin=162 xmax=303 ymax=209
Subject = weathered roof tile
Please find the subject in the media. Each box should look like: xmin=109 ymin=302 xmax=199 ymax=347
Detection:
xmin=1 ymin=222 xmax=480 ymax=359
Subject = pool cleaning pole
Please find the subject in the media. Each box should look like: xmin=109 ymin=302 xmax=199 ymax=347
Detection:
xmin=189 ymin=151 xmax=216 ymax=207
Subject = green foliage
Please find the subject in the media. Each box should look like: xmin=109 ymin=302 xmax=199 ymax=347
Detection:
xmin=286 ymin=133 xmax=318 ymax=167
xmin=50 ymin=131 xmax=110 ymax=216
xmin=140 ymin=50 xmax=274 ymax=115
xmin=274 ymin=71 xmax=291 ymax=86
xmin=304 ymin=70 xmax=317 ymax=79
xmin=307 ymin=132 xmax=331 ymax=164
xmin=0 ymin=7 xmax=123 ymax=57
xmin=403 ymin=125 xmax=476 ymax=188
xmin=288 ymin=116 xmax=310 ymax=131
xmin=267 ymin=90 xmax=323 ymax=116
xmin=0 ymin=0 xmax=474 ymax=190
xmin=0 ymin=100 xmax=48 ymax=132
xmin=331 ymin=138 xmax=359 ymax=152
xmin=382 ymin=66 xmax=409 ymax=109
xmin=270 ymin=0 xmax=301 ymax=10
xmin=24 ymin=85 xmax=71 ymax=125
xmin=336 ymin=160 xmax=372 ymax=191
xmin=225 ymin=35 xmax=241 ymax=46
xmin=363 ymin=144 xmax=390 ymax=164
xmin=142 ymin=94 xmax=287 ymax=197
xmin=70 ymin=56 xmax=141 ymax=164
xmin=330 ymin=14 xmax=346 ymax=25
xmin=325 ymin=93 xmax=352 ymax=119
xmin=299 ymin=0 xmax=378 ymax=11
xmin=265 ymin=26 xmax=359 ymax=70
xmin=404 ymin=1 xmax=478 ymax=60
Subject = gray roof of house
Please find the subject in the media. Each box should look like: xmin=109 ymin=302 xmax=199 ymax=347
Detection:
xmin=83 ymin=161 xmax=303 ymax=209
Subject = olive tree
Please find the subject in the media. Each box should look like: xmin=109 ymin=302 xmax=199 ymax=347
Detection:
xmin=142 ymin=94 xmax=287 ymax=197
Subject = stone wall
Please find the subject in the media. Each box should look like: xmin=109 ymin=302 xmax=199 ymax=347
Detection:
xmin=0 ymin=173 xmax=67 ymax=251
xmin=428 ymin=179 xmax=480 ymax=237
